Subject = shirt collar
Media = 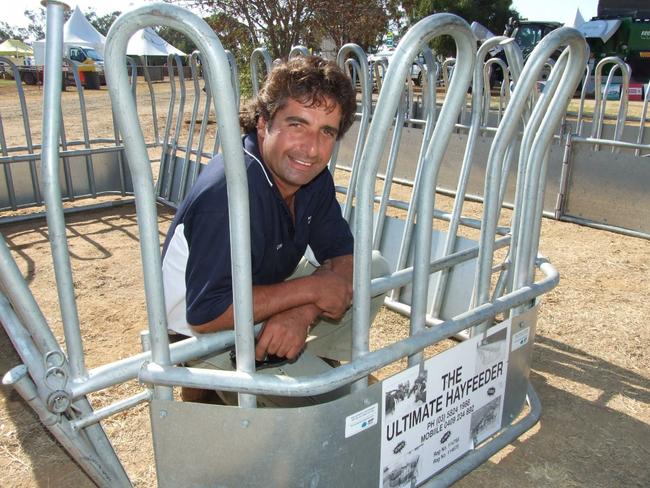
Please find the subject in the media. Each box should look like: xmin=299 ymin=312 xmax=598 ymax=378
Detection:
xmin=243 ymin=131 xmax=273 ymax=187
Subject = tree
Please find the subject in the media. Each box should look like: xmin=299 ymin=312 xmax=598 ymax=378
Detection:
xmin=176 ymin=0 xmax=414 ymax=59
xmin=312 ymin=0 xmax=394 ymax=52
xmin=0 ymin=22 xmax=27 ymax=42
xmin=410 ymin=0 xmax=518 ymax=56
xmin=85 ymin=9 xmax=121 ymax=36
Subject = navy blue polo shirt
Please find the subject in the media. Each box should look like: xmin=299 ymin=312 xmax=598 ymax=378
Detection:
xmin=161 ymin=131 xmax=353 ymax=336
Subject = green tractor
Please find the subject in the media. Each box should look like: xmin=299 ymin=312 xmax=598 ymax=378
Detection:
xmin=580 ymin=0 xmax=650 ymax=83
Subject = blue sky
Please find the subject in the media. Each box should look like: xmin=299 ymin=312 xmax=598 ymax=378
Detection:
xmin=511 ymin=0 xmax=599 ymax=23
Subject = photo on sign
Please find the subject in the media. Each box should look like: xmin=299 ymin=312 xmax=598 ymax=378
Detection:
xmin=384 ymin=371 xmax=428 ymax=417
xmin=470 ymin=395 xmax=502 ymax=445
xmin=382 ymin=453 xmax=420 ymax=488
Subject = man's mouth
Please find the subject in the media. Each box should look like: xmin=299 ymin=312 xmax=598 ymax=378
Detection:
xmin=291 ymin=156 xmax=314 ymax=168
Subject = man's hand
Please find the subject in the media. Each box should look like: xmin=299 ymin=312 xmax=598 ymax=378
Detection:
xmin=312 ymin=265 xmax=353 ymax=320
xmin=255 ymin=304 xmax=319 ymax=360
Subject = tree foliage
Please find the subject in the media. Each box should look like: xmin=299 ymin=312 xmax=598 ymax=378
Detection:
xmin=85 ymin=9 xmax=121 ymax=36
xmin=410 ymin=0 xmax=518 ymax=56
xmin=177 ymin=0 xmax=408 ymax=59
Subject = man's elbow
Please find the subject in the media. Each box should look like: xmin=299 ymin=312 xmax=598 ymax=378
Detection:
xmin=190 ymin=311 xmax=234 ymax=334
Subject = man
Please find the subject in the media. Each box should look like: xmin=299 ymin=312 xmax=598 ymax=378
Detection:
xmin=162 ymin=55 xmax=386 ymax=401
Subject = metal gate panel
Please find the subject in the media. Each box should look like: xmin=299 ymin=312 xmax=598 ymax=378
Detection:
xmin=564 ymin=144 xmax=650 ymax=233
xmin=377 ymin=215 xmax=477 ymax=321
xmin=0 ymin=151 xmax=132 ymax=210
xmin=151 ymin=383 xmax=383 ymax=488
xmin=338 ymin=123 xmax=564 ymax=213
xmin=150 ymin=308 xmax=537 ymax=488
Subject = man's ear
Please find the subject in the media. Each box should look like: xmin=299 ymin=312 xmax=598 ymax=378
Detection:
xmin=257 ymin=116 xmax=267 ymax=133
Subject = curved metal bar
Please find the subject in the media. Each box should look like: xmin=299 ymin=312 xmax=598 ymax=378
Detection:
xmin=483 ymin=57 xmax=508 ymax=126
xmin=40 ymin=0 xmax=86 ymax=380
xmin=430 ymin=36 xmax=509 ymax=318
xmin=591 ymin=56 xmax=630 ymax=151
xmin=140 ymin=55 xmax=160 ymax=144
xmin=188 ymin=51 xmax=211 ymax=188
xmin=288 ymin=45 xmax=309 ymax=58
xmin=372 ymin=90 xmax=408 ymax=249
xmin=441 ymin=57 xmax=456 ymax=92
xmin=140 ymin=261 xmax=558 ymax=396
xmin=162 ymin=53 xmax=187 ymax=199
xmin=353 ymin=14 xmax=476 ymax=372
xmin=473 ymin=28 xmax=587 ymax=329
xmin=177 ymin=51 xmax=202 ymax=202
xmin=575 ymin=64 xmax=591 ymax=136
xmin=67 ymin=57 xmax=98 ymax=198
xmin=250 ymin=46 xmax=272 ymax=96
xmin=335 ymin=44 xmax=371 ymax=220
xmin=154 ymin=52 xmax=178 ymax=197
xmin=225 ymin=49 xmax=240 ymax=108
xmin=105 ymin=3 xmax=255 ymax=406
xmin=372 ymin=57 xmax=389 ymax=93
xmin=635 ymin=80 xmax=650 ymax=157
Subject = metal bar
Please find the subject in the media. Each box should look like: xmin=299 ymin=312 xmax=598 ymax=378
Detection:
xmin=0 ymin=198 xmax=135 ymax=225
xmin=473 ymin=29 xmax=587 ymax=333
xmin=289 ymin=45 xmax=309 ymax=58
xmin=68 ymin=58 xmax=98 ymax=197
xmin=430 ymin=36 xmax=517 ymax=319
xmin=2 ymin=366 xmax=117 ymax=488
xmin=70 ymin=390 xmax=153 ymax=431
xmin=105 ymin=3 xmax=255 ymax=407
xmin=162 ymin=53 xmax=186 ymax=200
xmin=41 ymin=0 xmax=86 ymax=380
xmin=139 ymin=261 xmax=558 ymax=396
xmin=635 ymin=80 xmax=650 ymax=157
xmin=422 ymin=384 xmax=541 ymax=487
xmin=336 ymin=44 xmax=371 ymax=221
xmin=352 ymin=14 xmax=476 ymax=378
xmin=250 ymin=47 xmax=272 ymax=96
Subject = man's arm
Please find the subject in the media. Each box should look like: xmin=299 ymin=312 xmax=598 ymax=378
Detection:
xmin=191 ymin=262 xmax=352 ymax=334
xmin=254 ymin=254 xmax=354 ymax=359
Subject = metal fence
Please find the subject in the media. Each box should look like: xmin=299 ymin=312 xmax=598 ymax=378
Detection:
xmin=0 ymin=1 xmax=613 ymax=486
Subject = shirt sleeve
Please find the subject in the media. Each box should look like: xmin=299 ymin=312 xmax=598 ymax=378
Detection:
xmin=183 ymin=193 xmax=235 ymax=326
xmin=308 ymin=171 xmax=354 ymax=263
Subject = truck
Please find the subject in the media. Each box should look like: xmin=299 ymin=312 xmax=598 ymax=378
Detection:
xmin=580 ymin=0 xmax=650 ymax=83
xmin=19 ymin=44 xmax=104 ymax=89
xmin=504 ymin=19 xmax=563 ymax=61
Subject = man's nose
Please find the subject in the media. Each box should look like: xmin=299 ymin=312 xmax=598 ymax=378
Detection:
xmin=300 ymin=131 xmax=319 ymax=158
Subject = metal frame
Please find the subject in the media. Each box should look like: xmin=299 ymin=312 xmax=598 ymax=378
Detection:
xmin=0 ymin=2 xmax=600 ymax=487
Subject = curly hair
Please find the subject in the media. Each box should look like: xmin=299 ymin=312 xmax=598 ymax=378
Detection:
xmin=240 ymin=55 xmax=357 ymax=140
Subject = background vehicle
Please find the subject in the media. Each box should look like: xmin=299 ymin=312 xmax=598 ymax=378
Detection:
xmin=581 ymin=0 xmax=650 ymax=82
xmin=25 ymin=43 xmax=104 ymax=88
xmin=368 ymin=49 xmax=425 ymax=85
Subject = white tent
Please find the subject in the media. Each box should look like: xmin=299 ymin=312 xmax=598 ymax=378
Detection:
xmin=33 ymin=5 xmax=106 ymax=64
xmin=127 ymin=27 xmax=185 ymax=57
xmin=564 ymin=8 xmax=586 ymax=29
xmin=62 ymin=5 xmax=106 ymax=51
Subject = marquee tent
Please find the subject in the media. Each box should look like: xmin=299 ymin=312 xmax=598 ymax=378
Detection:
xmin=33 ymin=5 xmax=106 ymax=61
xmin=0 ymin=39 xmax=34 ymax=57
xmin=127 ymin=27 xmax=185 ymax=57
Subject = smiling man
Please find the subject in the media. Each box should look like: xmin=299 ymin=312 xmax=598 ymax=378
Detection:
xmin=162 ymin=56 xmax=385 ymax=402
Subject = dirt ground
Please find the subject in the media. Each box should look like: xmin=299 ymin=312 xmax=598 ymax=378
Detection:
xmin=0 ymin=82 xmax=648 ymax=487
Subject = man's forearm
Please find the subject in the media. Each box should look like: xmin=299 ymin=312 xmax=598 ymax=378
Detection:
xmin=192 ymin=254 xmax=354 ymax=334
xmin=326 ymin=254 xmax=353 ymax=283
xmin=191 ymin=275 xmax=321 ymax=333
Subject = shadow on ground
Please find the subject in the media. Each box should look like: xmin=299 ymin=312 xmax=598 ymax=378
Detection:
xmin=458 ymin=334 xmax=650 ymax=488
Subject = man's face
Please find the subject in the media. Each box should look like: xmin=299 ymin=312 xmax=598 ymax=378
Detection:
xmin=257 ymin=97 xmax=342 ymax=199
